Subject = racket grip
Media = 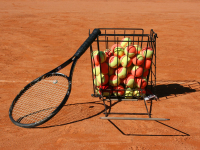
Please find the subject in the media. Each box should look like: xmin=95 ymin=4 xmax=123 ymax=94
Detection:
xmin=74 ymin=28 xmax=101 ymax=58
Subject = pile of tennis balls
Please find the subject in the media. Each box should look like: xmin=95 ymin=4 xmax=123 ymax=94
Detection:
xmin=92 ymin=37 xmax=153 ymax=98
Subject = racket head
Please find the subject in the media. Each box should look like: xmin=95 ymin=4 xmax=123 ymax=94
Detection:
xmin=9 ymin=72 xmax=71 ymax=128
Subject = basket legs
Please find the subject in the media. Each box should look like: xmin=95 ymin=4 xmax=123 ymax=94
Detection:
xmin=100 ymin=97 xmax=169 ymax=121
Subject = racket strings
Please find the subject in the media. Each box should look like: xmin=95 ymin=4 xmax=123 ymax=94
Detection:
xmin=12 ymin=75 xmax=69 ymax=124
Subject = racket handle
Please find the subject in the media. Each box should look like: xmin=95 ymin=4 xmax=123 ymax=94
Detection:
xmin=74 ymin=28 xmax=101 ymax=58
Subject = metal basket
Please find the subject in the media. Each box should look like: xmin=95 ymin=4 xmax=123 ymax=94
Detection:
xmin=89 ymin=28 xmax=169 ymax=121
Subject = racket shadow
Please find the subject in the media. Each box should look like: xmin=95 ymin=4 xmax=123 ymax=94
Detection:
xmin=36 ymin=100 xmax=105 ymax=128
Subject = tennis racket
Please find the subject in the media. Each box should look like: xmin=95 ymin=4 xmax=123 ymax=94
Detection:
xmin=9 ymin=29 xmax=101 ymax=128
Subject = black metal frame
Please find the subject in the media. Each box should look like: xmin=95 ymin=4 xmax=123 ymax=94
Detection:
xmin=90 ymin=28 xmax=169 ymax=121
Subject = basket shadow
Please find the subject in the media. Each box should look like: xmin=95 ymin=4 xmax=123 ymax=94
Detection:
xmin=104 ymin=80 xmax=199 ymax=136
xmin=153 ymin=80 xmax=200 ymax=100
xmin=36 ymin=100 xmax=105 ymax=128
xmin=108 ymin=120 xmax=190 ymax=136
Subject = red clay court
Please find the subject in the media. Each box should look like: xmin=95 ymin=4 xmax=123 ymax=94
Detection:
xmin=0 ymin=0 xmax=200 ymax=149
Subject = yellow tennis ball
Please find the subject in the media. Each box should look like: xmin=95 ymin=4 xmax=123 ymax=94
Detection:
xmin=125 ymin=88 xmax=133 ymax=99
xmin=96 ymin=74 xmax=109 ymax=86
xmin=141 ymin=47 xmax=153 ymax=59
xmin=133 ymin=90 xmax=140 ymax=97
xmin=92 ymin=51 xmax=106 ymax=66
xmin=109 ymin=56 xmax=120 ymax=68
xmin=124 ymin=45 xmax=136 ymax=58
xmin=113 ymin=85 xmax=125 ymax=96
xmin=93 ymin=63 xmax=109 ymax=76
xmin=136 ymin=77 xmax=147 ymax=89
xmin=113 ymin=46 xmax=124 ymax=58
xmin=123 ymin=74 xmax=135 ymax=88
xmin=93 ymin=66 xmax=100 ymax=76
xmin=115 ymin=67 xmax=128 ymax=79
xmin=109 ymin=75 xmax=120 ymax=86
xmin=120 ymin=55 xmax=133 ymax=68
xmin=99 ymin=85 xmax=113 ymax=97
xmin=120 ymin=37 xmax=132 ymax=48
xmin=132 ymin=54 xmax=144 ymax=66
xmin=133 ymin=88 xmax=146 ymax=97
xmin=94 ymin=77 xmax=101 ymax=86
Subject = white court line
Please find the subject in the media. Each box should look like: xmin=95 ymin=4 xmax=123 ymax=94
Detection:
xmin=0 ymin=80 xmax=197 ymax=84
xmin=156 ymin=81 xmax=198 ymax=84
xmin=0 ymin=80 xmax=30 ymax=83
xmin=0 ymin=80 xmax=90 ymax=83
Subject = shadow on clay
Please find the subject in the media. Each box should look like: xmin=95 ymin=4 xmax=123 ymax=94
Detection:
xmin=106 ymin=80 xmax=200 ymax=136
xmin=36 ymin=80 xmax=199 ymax=136
xmin=108 ymin=120 xmax=190 ymax=136
xmin=36 ymin=100 xmax=106 ymax=128
xmin=153 ymin=80 xmax=200 ymax=100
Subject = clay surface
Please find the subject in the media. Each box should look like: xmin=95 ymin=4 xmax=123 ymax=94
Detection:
xmin=0 ymin=0 xmax=200 ymax=149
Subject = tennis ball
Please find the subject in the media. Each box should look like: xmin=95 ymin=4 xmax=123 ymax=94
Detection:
xmin=124 ymin=45 xmax=136 ymax=58
xmin=134 ymin=45 xmax=142 ymax=54
xmin=113 ymin=46 xmax=124 ymax=58
xmin=133 ymin=88 xmax=146 ymax=97
xmin=91 ymin=51 xmax=98 ymax=66
xmin=92 ymin=50 xmax=106 ymax=66
xmin=93 ymin=63 xmax=108 ymax=75
xmin=131 ymin=66 xmax=143 ymax=77
xmin=108 ymin=67 xmax=115 ymax=76
xmin=109 ymin=56 xmax=120 ymax=68
xmin=115 ymin=67 xmax=128 ymax=79
xmin=96 ymin=74 xmax=109 ymax=86
xmin=111 ymin=44 xmax=119 ymax=53
xmin=123 ymin=74 xmax=135 ymax=88
xmin=132 ymin=54 xmax=144 ymax=66
xmin=53 ymin=80 xmax=58 ymax=84
xmin=93 ymin=77 xmax=101 ymax=87
xmin=143 ymin=59 xmax=152 ymax=69
xmin=133 ymin=90 xmax=140 ymax=97
xmin=141 ymin=47 xmax=153 ymax=59
xmin=109 ymin=75 xmax=120 ymax=86
xmin=120 ymin=55 xmax=132 ymax=68
xmin=125 ymin=88 xmax=133 ymax=99
xmin=120 ymin=37 xmax=132 ymax=48
xmin=136 ymin=77 xmax=147 ymax=89
xmin=100 ymin=62 xmax=109 ymax=74
xmin=113 ymin=85 xmax=125 ymax=96
xmin=104 ymin=49 xmax=113 ymax=62
xmin=99 ymin=85 xmax=113 ymax=97
xmin=93 ymin=66 xmax=100 ymax=76
xmin=143 ymin=69 xmax=149 ymax=77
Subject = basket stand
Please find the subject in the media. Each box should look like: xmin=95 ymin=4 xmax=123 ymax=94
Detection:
xmin=91 ymin=94 xmax=169 ymax=121
xmin=99 ymin=97 xmax=169 ymax=121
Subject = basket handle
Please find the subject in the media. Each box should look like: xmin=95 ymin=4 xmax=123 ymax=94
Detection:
xmin=74 ymin=28 xmax=101 ymax=58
